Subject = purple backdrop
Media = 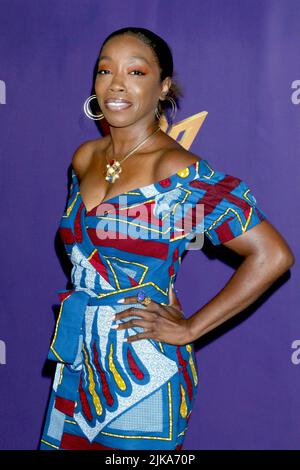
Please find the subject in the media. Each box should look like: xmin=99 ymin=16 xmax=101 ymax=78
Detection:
xmin=0 ymin=0 xmax=299 ymax=450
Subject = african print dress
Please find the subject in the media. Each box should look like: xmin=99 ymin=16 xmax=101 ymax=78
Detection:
xmin=39 ymin=158 xmax=267 ymax=450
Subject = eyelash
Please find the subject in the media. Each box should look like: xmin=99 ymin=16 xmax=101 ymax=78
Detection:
xmin=97 ymin=70 xmax=145 ymax=76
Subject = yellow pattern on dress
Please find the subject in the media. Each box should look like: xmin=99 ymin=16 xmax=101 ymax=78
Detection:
xmin=82 ymin=344 xmax=103 ymax=415
xmin=186 ymin=344 xmax=198 ymax=386
xmin=179 ymin=383 xmax=188 ymax=418
xmin=108 ymin=342 xmax=127 ymax=391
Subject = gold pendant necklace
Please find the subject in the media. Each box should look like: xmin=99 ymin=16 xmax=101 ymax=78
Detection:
xmin=104 ymin=127 xmax=160 ymax=184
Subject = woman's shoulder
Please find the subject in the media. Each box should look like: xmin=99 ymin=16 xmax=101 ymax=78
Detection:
xmin=71 ymin=136 xmax=109 ymax=178
xmin=155 ymin=145 xmax=203 ymax=181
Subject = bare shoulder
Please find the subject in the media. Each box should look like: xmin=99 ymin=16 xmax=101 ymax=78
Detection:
xmin=155 ymin=146 xmax=203 ymax=180
xmin=71 ymin=136 xmax=109 ymax=177
xmin=71 ymin=140 xmax=94 ymax=177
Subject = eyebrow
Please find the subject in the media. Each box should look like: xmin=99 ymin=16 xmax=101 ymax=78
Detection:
xmin=98 ymin=55 xmax=151 ymax=66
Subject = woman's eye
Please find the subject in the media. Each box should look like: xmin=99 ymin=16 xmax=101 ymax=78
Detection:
xmin=129 ymin=70 xmax=145 ymax=76
xmin=96 ymin=69 xmax=145 ymax=76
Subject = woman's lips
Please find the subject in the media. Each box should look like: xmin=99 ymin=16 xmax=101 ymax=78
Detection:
xmin=104 ymin=100 xmax=132 ymax=111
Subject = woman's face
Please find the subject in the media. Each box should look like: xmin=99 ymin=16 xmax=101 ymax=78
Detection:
xmin=95 ymin=34 xmax=171 ymax=128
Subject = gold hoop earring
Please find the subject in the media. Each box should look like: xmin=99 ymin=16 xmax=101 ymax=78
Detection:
xmin=155 ymin=105 xmax=162 ymax=120
xmin=165 ymin=96 xmax=177 ymax=121
xmin=156 ymin=95 xmax=177 ymax=122
xmin=83 ymin=94 xmax=105 ymax=121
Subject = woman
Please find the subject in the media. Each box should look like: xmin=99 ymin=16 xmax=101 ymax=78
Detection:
xmin=39 ymin=27 xmax=294 ymax=451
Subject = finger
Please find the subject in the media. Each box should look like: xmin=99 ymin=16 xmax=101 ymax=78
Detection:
xmin=117 ymin=295 xmax=139 ymax=304
xmin=125 ymin=332 xmax=153 ymax=343
xmin=117 ymin=294 xmax=157 ymax=308
xmin=114 ymin=319 xmax=153 ymax=331
xmin=155 ymin=304 xmax=183 ymax=320
xmin=114 ymin=307 xmax=157 ymax=321
xmin=147 ymin=304 xmax=173 ymax=321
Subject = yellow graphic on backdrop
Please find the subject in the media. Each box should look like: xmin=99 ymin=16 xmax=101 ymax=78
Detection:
xmin=159 ymin=111 xmax=208 ymax=150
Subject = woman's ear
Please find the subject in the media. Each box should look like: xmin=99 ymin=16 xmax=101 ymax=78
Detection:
xmin=160 ymin=76 xmax=172 ymax=99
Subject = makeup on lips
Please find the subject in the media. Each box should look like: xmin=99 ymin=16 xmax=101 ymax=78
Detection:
xmin=104 ymin=98 xmax=133 ymax=111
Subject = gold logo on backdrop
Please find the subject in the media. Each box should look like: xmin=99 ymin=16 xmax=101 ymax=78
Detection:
xmin=159 ymin=111 xmax=208 ymax=150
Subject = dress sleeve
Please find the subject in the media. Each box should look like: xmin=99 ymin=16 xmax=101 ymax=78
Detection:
xmin=187 ymin=162 xmax=268 ymax=246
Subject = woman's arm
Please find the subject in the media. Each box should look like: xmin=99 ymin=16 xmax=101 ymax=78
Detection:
xmin=187 ymin=220 xmax=295 ymax=341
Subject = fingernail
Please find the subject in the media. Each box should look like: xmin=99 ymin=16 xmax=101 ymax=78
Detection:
xmin=117 ymin=298 xmax=125 ymax=303
xmin=111 ymin=314 xmax=116 ymax=320
xmin=111 ymin=324 xmax=118 ymax=329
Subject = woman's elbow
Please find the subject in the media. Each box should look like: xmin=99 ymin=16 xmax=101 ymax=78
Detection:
xmin=255 ymin=222 xmax=295 ymax=274
xmin=277 ymin=247 xmax=295 ymax=271
xmin=266 ymin=245 xmax=295 ymax=276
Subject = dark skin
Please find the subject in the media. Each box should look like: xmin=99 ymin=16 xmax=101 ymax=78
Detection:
xmin=72 ymin=34 xmax=295 ymax=346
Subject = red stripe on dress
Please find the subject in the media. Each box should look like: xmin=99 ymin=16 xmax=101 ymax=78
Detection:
xmin=60 ymin=432 xmax=117 ymax=450
xmin=129 ymin=277 xmax=139 ymax=286
xmin=87 ymin=229 xmax=169 ymax=260
xmin=86 ymin=202 xmax=119 ymax=217
xmin=57 ymin=290 xmax=75 ymax=303
xmin=79 ymin=374 xmax=93 ymax=422
xmin=185 ymin=175 xmax=243 ymax=232
xmin=214 ymin=217 xmax=235 ymax=243
xmin=86 ymin=201 xmax=163 ymax=228
xmin=190 ymin=175 xmax=242 ymax=214
xmin=176 ymin=347 xmax=193 ymax=402
xmin=119 ymin=202 xmax=164 ymax=227
xmin=214 ymin=205 xmax=253 ymax=243
xmin=59 ymin=227 xmax=75 ymax=245
xmin=127 ymin=346 xmax=145 ymax=380
xmin=224 ymin=191 xmax=250 ymax=210
xmin=54 ymin=396 xmax=75 ymax=417
xmin=92 ymin=340 xmax=114 ymax=407
xmin=74 ymin=203 xmax=84 ymax=243
xmin=88 ymin=250 xmax=110 ymax=282
xmin=189 ymin=179 xmax=212 ymax=193
xmin=169 ymin=264 xmax=174 ymax=277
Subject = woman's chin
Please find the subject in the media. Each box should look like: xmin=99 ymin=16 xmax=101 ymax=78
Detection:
xmin=104 ymin=115 xmax=139 ymax=128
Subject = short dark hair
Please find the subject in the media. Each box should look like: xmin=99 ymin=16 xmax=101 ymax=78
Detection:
xmin=99 ymin=27 xmax=183 ymax=122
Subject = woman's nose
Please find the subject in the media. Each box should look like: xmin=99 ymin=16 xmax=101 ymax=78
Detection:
xmin=109 ymin=83 xmax=125 ymax=92
xmin=109 ymin=75 xmax=126 ymax=92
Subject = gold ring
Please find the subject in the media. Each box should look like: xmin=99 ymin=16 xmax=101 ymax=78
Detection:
xmin=140 ymin=296 xmax=152 ymax=306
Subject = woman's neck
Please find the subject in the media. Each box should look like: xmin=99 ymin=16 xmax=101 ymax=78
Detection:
xmin=107 ymin=122 xmax=159 ymax=158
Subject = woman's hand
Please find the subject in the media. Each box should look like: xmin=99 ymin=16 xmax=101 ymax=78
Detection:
xmin=113 ymin=295 xmax=193 ymax=346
